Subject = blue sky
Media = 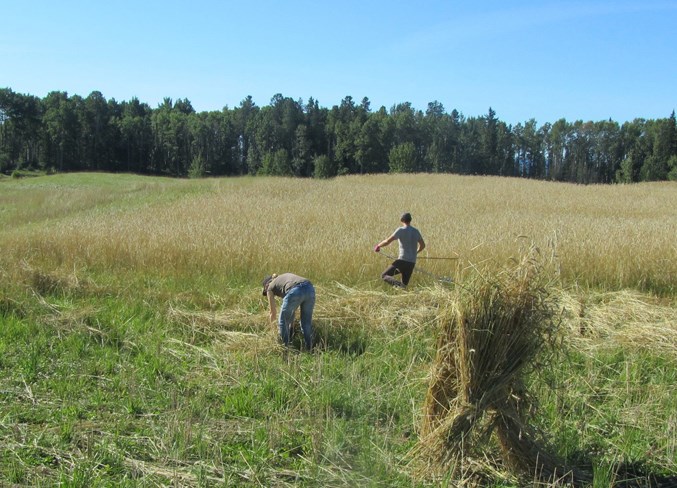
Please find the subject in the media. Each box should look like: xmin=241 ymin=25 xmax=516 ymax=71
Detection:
xmin=2 ymin=0 xmax=676 ymax=125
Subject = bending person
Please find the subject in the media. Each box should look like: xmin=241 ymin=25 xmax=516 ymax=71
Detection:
xmin=262 ymin=273 xmax=315 ymax=350
xmin=374 ymin=212 xmax=425 ymax=288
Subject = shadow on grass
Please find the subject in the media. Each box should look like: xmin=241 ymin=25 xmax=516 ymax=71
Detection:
xmin=608 ymin=462 xmax=677 ymax=488
xmin=562 ymin=456 xmax=677 ymax=488
xmin=0 ymin=296 xmax=28 ymax=318
xmin=286 ymin=319 xmax=368 ymax=356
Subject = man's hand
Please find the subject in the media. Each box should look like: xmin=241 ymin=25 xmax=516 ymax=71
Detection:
xmin=374 ymin=244 xmax=380 ymax=252
xmin=269 ymin=311 xmax=276 ymax=323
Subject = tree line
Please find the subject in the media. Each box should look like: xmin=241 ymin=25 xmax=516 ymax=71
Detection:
xmin=1 ymin=88 xmax=676 ymax=183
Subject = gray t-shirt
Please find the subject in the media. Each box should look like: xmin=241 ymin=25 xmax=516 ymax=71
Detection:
xmin=268 ymin=273 xmax=309 ymax=298
xmin=394 ymin=225 xmax=422 ymax=263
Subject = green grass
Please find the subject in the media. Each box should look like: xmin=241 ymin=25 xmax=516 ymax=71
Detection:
xmin=0 ymin=284 xmax=434 ymax=486
xmin=532 ymin=348 xmax=676 ymax=472
xmin=0 ymin=173 xmax=675 ymax=486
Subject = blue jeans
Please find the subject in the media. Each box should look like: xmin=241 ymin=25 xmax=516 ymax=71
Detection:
xmin=279 ymin=281 xmax=315 ymax=349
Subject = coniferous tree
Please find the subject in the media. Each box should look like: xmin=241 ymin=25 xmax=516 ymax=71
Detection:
xmin=1 ymin=86 xmax=674 ymax=184
xmin=42 ymin=91 xmax=79 ymax=171
xmin=0 ymin=89 xmax=42 ymax=170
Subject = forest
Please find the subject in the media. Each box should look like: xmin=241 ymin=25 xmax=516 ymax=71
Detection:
xmin=1 ymin=87 xmax=676 ymax=183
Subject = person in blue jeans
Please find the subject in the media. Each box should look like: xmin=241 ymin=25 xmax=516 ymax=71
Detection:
xmin=262 ymin=273 xmax=315 ymax=350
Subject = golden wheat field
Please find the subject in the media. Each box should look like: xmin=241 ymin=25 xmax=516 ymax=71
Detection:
xmin=1 ymin=173 xmax=676 ymax=294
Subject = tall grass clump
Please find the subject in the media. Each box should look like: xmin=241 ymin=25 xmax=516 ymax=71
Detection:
xmin=413 ymin=247 xmax=590 ymax=486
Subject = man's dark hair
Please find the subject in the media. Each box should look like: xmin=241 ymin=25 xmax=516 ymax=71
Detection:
xmin=262 ymin=275 xmax=273 ymax=295
xmin=401 ymin=212 xmax=412 ymax=223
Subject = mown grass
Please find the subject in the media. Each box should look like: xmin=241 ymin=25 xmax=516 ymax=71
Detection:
xmin=0 ymin=173 xmax=675 ymax=486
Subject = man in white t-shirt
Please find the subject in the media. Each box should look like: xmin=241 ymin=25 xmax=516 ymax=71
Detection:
xmin=374 ymin=212 xmax=426 ymax=288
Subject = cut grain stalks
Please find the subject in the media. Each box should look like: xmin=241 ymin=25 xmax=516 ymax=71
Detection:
xmin=412 ymin=246 xmax=592 ymax=486
xmin=558 ymin=289 xmax=677 ymax=356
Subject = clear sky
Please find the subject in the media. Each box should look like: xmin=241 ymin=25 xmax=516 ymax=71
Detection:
xmin=2 ymin=0 xmax=676 ymax=125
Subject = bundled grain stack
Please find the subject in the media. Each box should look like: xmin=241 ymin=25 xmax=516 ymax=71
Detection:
xmin=415 ymin=248 xmax=589 ymax=485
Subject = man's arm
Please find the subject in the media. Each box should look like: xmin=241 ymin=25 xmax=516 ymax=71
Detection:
xmin=417 ymin=237 xmax=426 ymax=254
xmin=375 ymin=233 xmax=397 ymax=251
xmin=267 ymin=291 xmax=277 ymax=323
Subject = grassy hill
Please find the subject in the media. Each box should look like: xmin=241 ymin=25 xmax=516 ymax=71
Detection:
xmin=0 ymin=173 xmax=675 ymax=486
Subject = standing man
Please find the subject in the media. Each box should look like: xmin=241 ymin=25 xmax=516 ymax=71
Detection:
xmin=374 ymin=212 xmax=426 ymax=288
xmin=262 ymin=273 xmax=315 ymax=350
